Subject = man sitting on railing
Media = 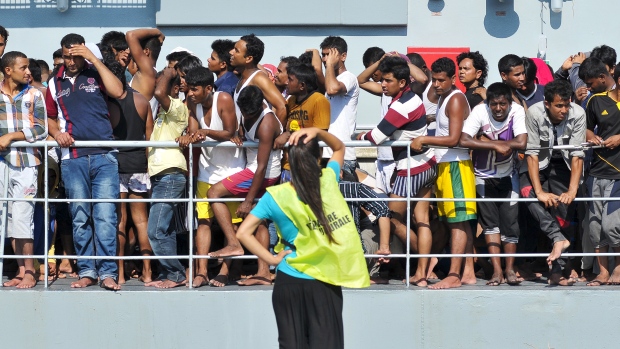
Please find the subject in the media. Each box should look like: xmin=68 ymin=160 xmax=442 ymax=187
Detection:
xmin=459 ymin=82 xmax=527 ymax=286
xmin=0 ymin=51 xmax=48 ymax=289
xmin=520 ymin=79 xmax=585 ymax=286
xmin=45 ymin=34 xmax=124 ymax=290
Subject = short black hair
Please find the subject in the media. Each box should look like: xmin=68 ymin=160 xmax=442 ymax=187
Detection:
xmin=613 ymin=62 xmax=620 ymax=84
xmin=28 ymin=58 xmax=42 ymax=83
xmin=60 ymin=33 xmax=85 ymax=49
xmin=591 ymin=44 xmax=617 ymax=70
xmin=100 ymin=31 xmax=128 ymax=52
xmin=485 ymin=82 xmax=512 ymax=104
xmin=522 ymin=57 xmax=537 ymax=84
xmin=280 ymin=56 xmax=300 ymax=69
xmin=185 ymin=66 xmax=215 ymax=87
xmin=175 ymin=55 xmax=203 ymax=75
xmin=578 ymin=57 xmax=610 ymax=81
xmin=141 ymin=36 xmax=162 ymax=62
xmin=211 ymin=39 xmax=235 ymax=71
xmin=156 ymin=69 xmax=181 ymax=92
xmin=543 ymin=79 xmax=572 ymax=103
xmin=457 ymin=51 xmax=488 ymax=85
xmin=0 ymin=25 xmax=8 ymax=42
xmin=320 ymin=36 xmax=348 ymax=54
xmin=298 ymin=51 xmax=313 ymax=65
xmin=36 ymin=59 xmax=49 ymax=73
xmin=431 ymin=57 xmax=456 ymax=77
xmin=239 ymin=34 xmax=264 ymax=64
xmin=287 ymin=63 xmax=319 ymax=93
xmin=1 ymin=51 xmax=27 ymax=71
xmin=362 ymin=47 xmax=385 ymax=68
xmin=53 ymin=48 xmax=62 ymax=60
xmin=166 ymin=50 xmax=191 ymax=64
xmin=105 ymin=59 xmax=127 ymax=90
xmin=407 ymin=53 xmax=427 ymax=70
xmin=237 ymin=85 xmax=264 ymax=117
xmin=498 ymin=54 xmax=523 ymax=75
xmin=377 ymin=56 xmax=410 ymax=82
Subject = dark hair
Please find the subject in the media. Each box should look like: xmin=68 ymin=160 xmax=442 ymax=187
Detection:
xmin=60 ymin=33 xmax=85 ymax=49
xmin=431 ymin=57 xmax=456 ymax=77
xmin=0 ymin=25 xmax=8 ymax=41
xmin=498 ymin=54 xmax=523 ymax=75
xmin=288 ymin=135 xmax=336 ymax=243
xmin=362 ymin=47 xmax=385 ymax=68
xmin=239 ymin=34 xmax=264 ymax=64
xmin=175 ymin=55 xmax=203 ymax=75
xmin=614 ymin=62 xmax=620 ymax=84
xmin=298 ymin=51 xmax=313 ymax=65
xmin=591 ymin=44 xmax=617 ymax=69
xmin=185 ymin=66 xmax=214 ymax=87
xmin=236 ymin=85 xmax=264 ymax=117
xmin=1 ymin=51 xmax=27 ymax=71
xmin=53 ymin=48 xmax=62 ymax=60
xmin=457 ymin=51 xmax=488 ymax=85
xmin=407 ymin=53 xmax=427 ymax=70
xmin=485 ymin=82 xmax=512 ymax=104
xmin=36 ymin=59 xmax=49 ymax=73
xmin=28 ymin=58 xmax=42 ymax=82
xmin=211 ymin=39 xmax=235 ymax=71
xmin=287 ymin=63 xmax=319 ymax=94
xmin=378 ymin=56 xmax=410 ymax=81
xmin=105 ymin=59 xmax=127 ymax=90
xmin=543 ymin=79 xmax=572 ymax=103
xmin=280 ymin=56 xmax=300 ymax=69
xmin=521 ymin=57 xmax=538 ymax=84
xmin=320 ymin=36 xmax=348 ymax=54
xmin=578 ymin=57 xmax=610 ymax=81
xmin=100 ymin=31 xmax=128 ymax=52
xmin=165 ymin=50 xmax=191 ymax=64
xmin=156 ymin=69 xmax=181 ymax=92
xmin=141 ymin=36 xmax=162 ymax=62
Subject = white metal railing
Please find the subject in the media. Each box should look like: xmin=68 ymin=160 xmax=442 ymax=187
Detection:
xmin=0 ymin=139 xmax=613 ymax=289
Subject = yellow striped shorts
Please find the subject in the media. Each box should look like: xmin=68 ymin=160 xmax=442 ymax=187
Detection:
xmin=435 ymin=160 xmax=477 ymax=223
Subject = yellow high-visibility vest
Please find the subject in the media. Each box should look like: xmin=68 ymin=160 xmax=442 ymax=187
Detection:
xmin=268 ymin=168 xmax=370 ymax=288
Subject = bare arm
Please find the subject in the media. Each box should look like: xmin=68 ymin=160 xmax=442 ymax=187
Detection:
xmin=289 ymin=127 xmax=345 ymax=170
xmin=357 ymin=56 xmax=384 ymax=96
xmin=253 ymin=73 xmax=287 ymax=124
xmin=411 ymin=93 xmax=469 ymax=150
xmin=125 ymin=28 xmax=163 ymax=100
xmin=68 ymin=45 xmax=123 ymax=98
xmin=527 ymin=155 xmax=558 ymax=208
xmin=324 ymin=48 xmax=347 ymax=96
xmin=307 ymin=49 xmax=325 ymax=92
xmin=237 ymin=214 xmax=291 ymax=266
xmin=153 ymin=67 xmax=176 ymax=112
xmin=195 ymin=93 xmax=238 ymax=142
xmin=408 ymin=62 xmax=428 ymax=85
xmin=558 ymin=157 xmax=583 ymax=205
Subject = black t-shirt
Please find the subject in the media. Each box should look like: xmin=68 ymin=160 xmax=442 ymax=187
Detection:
xmin=464 ymin=87 xmax=484 ymax=109
xmin=586 ymin=92 xmax=620 ymax=179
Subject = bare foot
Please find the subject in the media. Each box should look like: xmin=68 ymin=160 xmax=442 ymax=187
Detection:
xmin=427 ymin=257 xmax=439 ymax=279
xmin=16 ymin=272 xmax=37 ymax=289
xmin=118 ymin=276 xmax=126 ymax=285
xmin=515 ymin=265 xmax=541 ymax=281
xmin=547 ymin=240 xmax=570 ymax=266
xmin=155 ymin=279 xmax=186 ymax=289
xmin=144 ymin=280 xmax=163 ymax=287
xmin=208 ymin=245 xmax=244 ymax=258
xmin=427 ymin=271 xmax=439 ymax=280
xmin=428 ymin=274 xmax=462 ymax=289
xmin=486 ymin=273 xmax=503 ymax=286
xmin=376 ymin=248 xmax=391 ymax=264
xmin=237 ymin=275 xmax=272 ymax=286
xmin=192 ymin=274 xmax=209 ymax=288
xmin=548 ymin=273 xmax=575 ymax=286
xmin=64 ymin=272 xmax=79 ymax=279
xmin=405 ymin=271 xmax=428 ymax=287
xmin=587 ymin=278 xmax=608 ymax=287
xmin=608 ymin=266 xmax=620 ymax=285
xmin=578 ymin=268 xmax=596 ymax=283
xmin=71 ymin=277 xmax=97 ymax=288
xmin=139 ymin=275 xmax=153 ymax=283
xmin=209 ymin=274 xmax=229 ymax=287
xmin=504 ymin=269 xmax=522 ymax=285
xmin=100 ymin=277 xmax=121 ymax=291
xmin=370 ymin=277 xmax=389 ymax=285
xmin=460 ymin=273 xmax=477 ymax=285
xmin=3 ymin=276 xmax=23 ymax=287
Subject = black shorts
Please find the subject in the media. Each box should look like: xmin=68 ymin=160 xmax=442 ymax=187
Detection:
xmin=476 ymin=176 xmax=520 ymax=243
xmin=272 ymin=271 xmax=344 ymax=349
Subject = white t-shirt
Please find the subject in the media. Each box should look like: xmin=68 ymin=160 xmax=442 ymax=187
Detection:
xmin=462 ymin=102 xmax=527 ymax=178
xmin=323 ymin=70 xmax=359 ymax=160
xmin=376 ymin=93 xmax=394 ymax=161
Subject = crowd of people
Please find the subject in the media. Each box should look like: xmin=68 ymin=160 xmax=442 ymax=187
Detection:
xmin=1 ymin=24 xmax=619 ymax=291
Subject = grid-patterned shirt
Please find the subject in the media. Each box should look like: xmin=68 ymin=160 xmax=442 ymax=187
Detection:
xmin=0 ymin=82 xmax=47 ymax=168
xmin=339 ymin=181 xmax=391 ymax=232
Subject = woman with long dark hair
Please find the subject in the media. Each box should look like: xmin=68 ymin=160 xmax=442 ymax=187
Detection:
xmin=237 ymin=127 xmax=370 ymax=349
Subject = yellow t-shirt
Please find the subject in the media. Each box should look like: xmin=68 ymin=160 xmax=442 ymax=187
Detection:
xmin=148 ymin=97 xmax=188 ymax=176
xmin=283 ymin=92 xmax=331 ymax=170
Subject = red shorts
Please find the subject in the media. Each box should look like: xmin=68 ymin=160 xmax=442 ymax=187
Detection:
xmin=222 ymin=168 xmax=279 ymax=197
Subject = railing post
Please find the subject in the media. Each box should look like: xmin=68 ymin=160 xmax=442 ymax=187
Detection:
xmin=44 ymin=143 xmax=49 ymax=288
xmin=405 ymin=144 xmax=411 ymax=288
xmin=188 ymin=142 xmax=195 ymax=289
xmin=0 ymin=163 xmax=8 ymax=280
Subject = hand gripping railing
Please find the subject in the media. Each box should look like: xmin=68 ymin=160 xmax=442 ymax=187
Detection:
xmin=0 ymin=139 xmax=616 ymax=289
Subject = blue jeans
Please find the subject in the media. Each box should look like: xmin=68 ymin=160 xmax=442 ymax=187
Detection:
xmin=148 ymin=172 xmax=187 ymax=282
xmin=61 ymin=152 xmax=120 ymax=281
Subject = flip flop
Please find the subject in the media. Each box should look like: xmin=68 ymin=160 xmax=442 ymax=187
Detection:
xmin=209 ymin=274 xmax=229 ymax=287
xmin=586 ymin=279 xmax=607 ymax=287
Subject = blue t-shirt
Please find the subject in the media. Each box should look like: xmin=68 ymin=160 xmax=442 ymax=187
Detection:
xmin=250 ymin=161 xmax=341 ymax=279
